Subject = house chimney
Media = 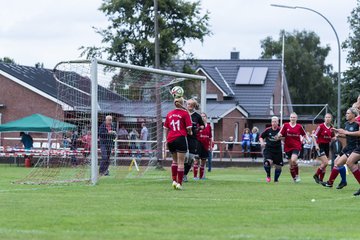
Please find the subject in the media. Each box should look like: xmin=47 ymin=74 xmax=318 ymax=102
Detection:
xmin=230 ymin=48 xmax=240 ymax=60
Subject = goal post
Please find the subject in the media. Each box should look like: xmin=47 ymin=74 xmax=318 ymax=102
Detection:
xmin=89 ymin=58 xmax=206 ymax=184
xmin=18 ymin=58 xmax=206 ymax=185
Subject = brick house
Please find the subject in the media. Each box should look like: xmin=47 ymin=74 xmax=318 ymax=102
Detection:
xmin=0 ymin=63 xmax=70 ymax=146
xmin=0 ymin=58 xmax=293 ymax=155
xmin=172 ymin=55 xmax=293 ymax=154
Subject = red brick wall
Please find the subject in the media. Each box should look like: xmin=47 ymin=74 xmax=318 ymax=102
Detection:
xmin=213 ymin=108 xmax=248 ymax=157
xmin=0 ymin=75 xmax=64 ymax=146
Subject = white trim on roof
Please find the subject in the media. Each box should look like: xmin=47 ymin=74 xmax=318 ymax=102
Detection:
xmin=214 ymin=67 xmax=235 ymax=95
xmin=219 ymin=105 xmax=249 ymax=119
xmin=0 ymin=69 xmax=73 ymax=111
xmin=196 ymin=68 xmax=228 ymax=97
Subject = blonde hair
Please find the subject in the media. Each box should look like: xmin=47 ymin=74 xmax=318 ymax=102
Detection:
xmin=174 ymin=97 xmax=184 ymax=108
xmin=348 ymin=107 xmax=359 ymax=116
xmin=271 ymin=116 xmax=279 ymax=122
xmin=187 ymin=98 xmax=199 ymax=110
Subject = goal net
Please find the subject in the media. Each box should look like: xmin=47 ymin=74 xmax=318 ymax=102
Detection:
xmin=17 ymin=59 xmax=206 ymax=184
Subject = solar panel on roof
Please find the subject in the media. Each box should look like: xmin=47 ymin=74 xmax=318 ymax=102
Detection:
xmin=250 ymin=67 xmax=268 ymax=85
xmin=235 ymin=67 xmax=268 ymax=85
xmin=235 ymin=67 xmax=252 ymax=84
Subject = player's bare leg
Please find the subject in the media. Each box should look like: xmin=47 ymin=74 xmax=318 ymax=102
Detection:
xmin=346 ymin=153 xmax=360 ymax=195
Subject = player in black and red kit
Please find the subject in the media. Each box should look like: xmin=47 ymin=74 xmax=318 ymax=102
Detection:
xmin=277 ymin=112 xmax=308 ymax=183
xmin=260 ymin=116 xmax=283 ymax=183
xmin=194 ymin=112 xmax=212 ymax=180
xmin=183 ymin=99 xmax=205 ymax=182
xmin=312 ymin=113 xmax=334 ymax=184
xmin=321 ymin=108 xmax=360 ymax=189
xmin=164 ymin=97 xmax=192 ymax=190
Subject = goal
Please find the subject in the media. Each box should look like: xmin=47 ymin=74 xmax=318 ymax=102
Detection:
xmin=17 ymin=59 xmax=206 ymax=185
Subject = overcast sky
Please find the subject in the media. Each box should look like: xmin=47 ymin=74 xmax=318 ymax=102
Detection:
xmin=0 ymin=0 xmax=357 ymax=73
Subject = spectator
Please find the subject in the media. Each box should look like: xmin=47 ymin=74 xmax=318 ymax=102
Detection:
xmin=81 ymin=130 xmax=91 ymax=157
xmin=117 ymin=125 xmax=129 ymax=150
xmin=241 ymin=128 xmax=251 ymax=155
xmin=129 ymin=128 xmax=140 ymax=150
xmin=19 ymin=132 xmax=33 ymax=150
xmin=99 ymin=115 xmax=117 ymax=176
xmin=140 ymin=123 xmax=149 ymax=151
xmin=250 ymin=127 xmax=260 ymax=161
xmin=302 ymin=132 xmax=313 ymax=160
xmin=226 ymin=136 xmax=234 ymax=161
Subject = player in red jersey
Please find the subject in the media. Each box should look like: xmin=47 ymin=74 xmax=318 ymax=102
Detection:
xmin=194 ymin=112 xmax=212 ymax=180
xmin=277 ymin=112 xmax=308 ymax=183
xmin=312 ymin=113 xmax=334 ymax=184
xmin=164 ymin=97 xmax=192 ymax=190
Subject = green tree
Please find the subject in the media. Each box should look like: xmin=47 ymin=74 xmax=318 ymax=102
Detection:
xmin=260 ymin=30 xmax=337 ymax=115
xmin=0 ymin=57 xmax=16 ymax=64
xmin=342 ymin=1 xmax=360 ymax=112
xmin=80 ymin=0 xmax=211 ymax=67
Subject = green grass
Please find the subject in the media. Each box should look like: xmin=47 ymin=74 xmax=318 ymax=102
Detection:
xmin=0 ymin=165 xmax=359 ymax=240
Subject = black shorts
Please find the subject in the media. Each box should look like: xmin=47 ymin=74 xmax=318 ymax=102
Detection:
xmin=340 ymin=145 xmax=357 ymax=158
xmin=187 ymin=136 xmax=200 ymax=155
xmin=316 ymin=143 xmax=330 ymax=158
xmin=352 ymin=146 xmax=360 ymax=155
xmin=198 ymin=143 xmax=209 ymax=159
xmin=285 ymin=149 xmax=300 ymax=160
xmin=168 ymin=136 xmax=187 ymax=153
xmin=263 ymin=149 xmax=283 ymax=166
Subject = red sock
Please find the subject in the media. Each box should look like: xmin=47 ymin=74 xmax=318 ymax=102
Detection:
xmin=193 ymin=163 xmax=198 ymax=178
xmin=177 ymin=168 xmax=184 ymax=185
xmin=315 ymin=167 xmax=322 ymax=176
xmin=320 ymin=169 xmax=326 ymax=181
xmin=328 ymin=167 xmax=339 ymax=185
xmin=290 ymin=166 xmax=296 ymax=179
xmin=352 ymin=169 xmax=360 ymax=184
xmin=200 ymin=166 xmax=205 ymax=179
xmin=171 ymin=163 xmax=178 ymax=181
xmin=294 ymin=164 xmax=299 ymax=176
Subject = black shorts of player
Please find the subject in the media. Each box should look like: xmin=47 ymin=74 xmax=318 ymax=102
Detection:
xmin=339 ymin=145 xmax=357 ymax=158
xmin=263 ymin=149 xmax=283 ymax=166
xmin=285 ymin=149 xmax=300 ymax=160
xmin=198 ymin=143 xmax=209 ymax=160
xmin=351 ymin=146 xmax=360 ymax=155
xmin=167 ymin=136 xmax=187 ymax=154
xmin=187 ymin=136 xmax=200 ymax=155
xmin=316 ymin=143 xmax=330 ymax=158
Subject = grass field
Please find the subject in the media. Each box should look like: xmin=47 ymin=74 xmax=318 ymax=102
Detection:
xmin=0 ymin=164 xmax=359 ymax=240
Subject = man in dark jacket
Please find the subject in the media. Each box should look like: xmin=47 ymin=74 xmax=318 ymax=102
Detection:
xmin=99 ymin=115 xmax=117 ymax=176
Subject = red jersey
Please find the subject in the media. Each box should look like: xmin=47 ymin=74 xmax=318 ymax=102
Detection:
xmin=356 ymin=115 xmax=360 ymax=124
xmin=197 ymin=123 xmax=212 ymax=150
xmin=280 ymin=122 xmax=306 ymax=152
xmin=164 ymin=108 xmax=192 ymax=143
xmin=314 ymin=123 xmax=333 ymax=144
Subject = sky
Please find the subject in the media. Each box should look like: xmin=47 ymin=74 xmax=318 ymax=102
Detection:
xmin=0 ymin=0 xmax=357 ymax=73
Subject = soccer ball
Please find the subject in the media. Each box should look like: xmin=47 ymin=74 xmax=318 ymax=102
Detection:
xmin=170 ymin=86 xmax=184 ymax=98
